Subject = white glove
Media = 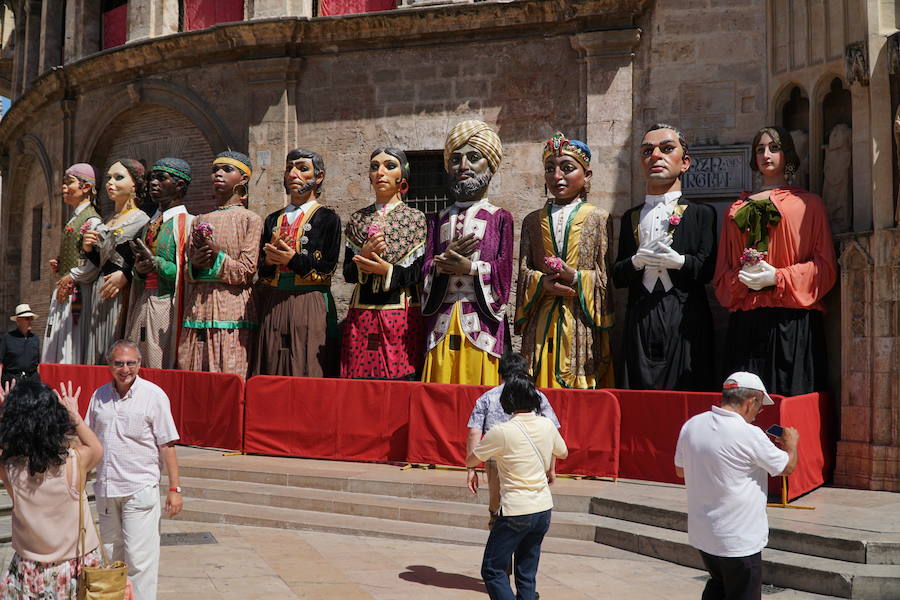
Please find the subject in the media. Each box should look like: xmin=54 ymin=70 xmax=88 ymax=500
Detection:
xmin=631 ymin=248 xmax=658 ymax=270
xmin=649 ymin=242 xmax=686 ymax=270
xmin=738 ymin=259 xmax=777 ymax=290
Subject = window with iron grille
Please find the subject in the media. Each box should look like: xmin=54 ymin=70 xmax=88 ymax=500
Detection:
xmin=30 ymin=206 xmax=42 ymax=281
xmin=405 ymin=150 xmax=451 ymax=216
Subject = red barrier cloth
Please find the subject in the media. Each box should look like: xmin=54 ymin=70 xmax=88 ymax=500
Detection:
xmin=549 ymin=389 xmax=620 ymax=478
xmin=319 ymin=0 xmax=396 ymax=16
xmin=244 ymin=376 xmax=412 ymax=461
xmin=780 ymin=392 xmax=834 ymax=500
xmin=38 ymin=363 xmax=245 ymax=451
xmin=102 ymin=4 xmax=127 ymax=49
xmin=184 ymin=0 xmax=244 ymax=31
xmin=406 ymin=383 xmax=491 ymax=466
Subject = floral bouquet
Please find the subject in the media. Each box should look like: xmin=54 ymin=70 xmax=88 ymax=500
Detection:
xmin=544 ymin=256 xmax=565 ymax=272
xmin=668 ymin=214 xmax=682 ymax=226
xmin=739 ymin=247 xmax=767 ymax=268
xmin=194 ymin=222 xmax=214 ymax=238
xmin=79 ymin=221 xmax=93 ymax=235
xmin=367 ymin=223 xmax=383 ymax=238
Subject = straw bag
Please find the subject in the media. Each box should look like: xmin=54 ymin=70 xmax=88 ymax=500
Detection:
xmin=76 ymin=459 xmax=129 ymax=600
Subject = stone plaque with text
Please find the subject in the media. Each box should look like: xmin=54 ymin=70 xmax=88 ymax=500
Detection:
xmin=682 ymin=145 xmax=751 ymax=198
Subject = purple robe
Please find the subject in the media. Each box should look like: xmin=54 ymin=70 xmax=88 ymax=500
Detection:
xmin=421 ymin=199 xmax=514 ymax=358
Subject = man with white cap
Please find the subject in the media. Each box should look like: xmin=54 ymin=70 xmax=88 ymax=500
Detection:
xmin=674 ymin=371 xmax=799 ymax=600
xmin=0 ymin=304 xmax=41 ymax=386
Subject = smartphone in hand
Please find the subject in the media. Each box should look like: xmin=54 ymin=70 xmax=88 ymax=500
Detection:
xmin=766 ymin=424 xmax=784 ymax=438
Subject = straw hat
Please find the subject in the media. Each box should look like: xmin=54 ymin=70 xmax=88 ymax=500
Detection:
xmin=10 ymin=303 xmax=37 ymax=321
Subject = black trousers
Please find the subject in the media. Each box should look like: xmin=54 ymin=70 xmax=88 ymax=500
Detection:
xmin=699 ymin=550 xmax=762 ymax=600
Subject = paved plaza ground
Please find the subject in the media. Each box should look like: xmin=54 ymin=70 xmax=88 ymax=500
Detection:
xmin=147 ymin=519 xmax=841 ymax=599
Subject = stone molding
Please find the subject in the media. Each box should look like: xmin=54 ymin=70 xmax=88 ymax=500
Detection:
xmin=845 ymin=40 xmax=869 ymax=87
xmin=570 ymin=28 xmax=641 ymax=60
xmin=0 ymin=0 xmax=651 ymax=145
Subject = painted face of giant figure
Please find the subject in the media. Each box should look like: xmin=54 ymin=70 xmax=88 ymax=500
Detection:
xmin=285 ymin=149 xmax=325 ymax=202
xmin=369 ymin=151 xmax=405 ymax=199
xmin=639 ymin=127 xmax=691 ymax=193
xmin=443 ymin=120 xmax=503 ymax=203
xmin=541 ymin=132 xmax=593 ymax=203
xmin=148 ymin=171 xmax=183 ymax=210
xmin=62 ymin=175 xmax=89 ymax=207
xmin=106 ymin=161 xmax=137 ymax=212
xmin=211 ymin=162 xmax=247 ymax=200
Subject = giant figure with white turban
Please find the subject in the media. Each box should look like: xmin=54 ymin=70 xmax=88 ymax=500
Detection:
xmin=421 ymin=120 xmax=514 ymax=385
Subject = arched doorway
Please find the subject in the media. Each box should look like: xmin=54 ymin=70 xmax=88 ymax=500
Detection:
xmin=89 ymin=103 xmax=216 ymax=216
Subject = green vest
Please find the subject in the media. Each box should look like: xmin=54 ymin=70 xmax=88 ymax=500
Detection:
xmin=58 ymin=205 xmax=101 ymax=275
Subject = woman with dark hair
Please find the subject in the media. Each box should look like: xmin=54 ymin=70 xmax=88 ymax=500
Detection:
xmin=713 ymin=125 xmax=837 ymax=395
xmin=79 ymin=159 xmax=150 ymax=364
xmin=467 ymin=371 xmax=568 ymax=600
xmin=0 ymin=379 xmax=104 ymax=599
xmin=44 ymin=164 xmax=103 ymax=365
xmin=340 ymin=147 xmax=427 ymax=379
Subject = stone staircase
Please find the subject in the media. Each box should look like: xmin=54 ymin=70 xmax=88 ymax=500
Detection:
xmin=167 ymin=456 xmax=900 ymax=600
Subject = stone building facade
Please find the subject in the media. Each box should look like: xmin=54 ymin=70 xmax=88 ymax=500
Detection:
xmin=0 ymin=0 xmax=896 ymax=490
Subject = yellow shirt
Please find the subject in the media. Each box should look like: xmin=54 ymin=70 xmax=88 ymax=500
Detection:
xmin=474 ymin=413 xmax=568 ymax=516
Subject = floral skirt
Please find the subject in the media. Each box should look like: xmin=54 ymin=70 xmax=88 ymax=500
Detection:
xmin=0 ymin=547 xmax=101 ymax=600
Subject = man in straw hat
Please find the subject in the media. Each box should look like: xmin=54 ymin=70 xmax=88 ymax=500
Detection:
xmin=421 ymin=119 xmax=514 ymax=386
xmin=1 ymin=304 xmax=41 ymax=386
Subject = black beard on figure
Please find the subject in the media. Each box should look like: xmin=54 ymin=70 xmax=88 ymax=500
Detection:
xmin=285 ymin=179 xmax=317 ymax=197
xmin=447 ymin=171 xmax=492 ymax=202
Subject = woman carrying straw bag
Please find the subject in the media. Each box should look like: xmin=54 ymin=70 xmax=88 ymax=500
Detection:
xmin=0 ymin=379 xmax=105 ymax=599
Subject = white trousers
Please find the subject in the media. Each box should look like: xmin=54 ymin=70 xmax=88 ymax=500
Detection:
xmin=96 ymin=484 xmax=161 ymax=600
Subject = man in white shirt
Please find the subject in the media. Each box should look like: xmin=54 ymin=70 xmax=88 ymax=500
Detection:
xmin=613 ymin=123 xmax=718 ymax=391
xmin=675 ymin=372 xmax=799 ymax=600
xmin=86 ymin=340 xmax=183 ymax=600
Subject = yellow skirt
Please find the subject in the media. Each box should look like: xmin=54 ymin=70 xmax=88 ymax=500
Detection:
xmin=421 ymin=303 xmax=500 ymax=386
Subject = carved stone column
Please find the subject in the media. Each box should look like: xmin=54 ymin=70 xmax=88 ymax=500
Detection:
xmin=239 ymin=57 xmax=305 ymax=218
xmin=570 ymin=28 xmax=641 ymax=217
xmin=128 ymin=0 xmax=179 ymax=42
xmin=64 ymin=0 xmax=100 ymax=63
xmin=250 ymin=0 xmax=312 ymax=18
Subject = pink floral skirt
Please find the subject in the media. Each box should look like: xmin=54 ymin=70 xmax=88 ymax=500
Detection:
xmin=0 ymin=547 xmax=101 ymax=600
xmin=340 ymin=307 xmax=424 ymax=379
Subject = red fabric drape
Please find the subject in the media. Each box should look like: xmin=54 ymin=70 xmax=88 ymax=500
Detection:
xmin=183 ymin=0 xmax=244 ymax=31
xmin=243 ymin=376 xmax=412 ymax=461
xmin=319 ymin=0 xmax=396 ymax=16
xmin=550 ymin=389 xmax=620 ymax=478
xmin=406 ymin=382 xmax=491 ymax=466
xmin=38 ymin=363 xmax=244 ymax=451
xmin=781 ymin=392 xmax=835 ymax=500
xmin=102 ymin=4 xmax=127 ymax=50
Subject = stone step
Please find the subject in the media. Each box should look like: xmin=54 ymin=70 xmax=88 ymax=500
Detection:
xmin=589 ymin=495 xmax=897 ymax=565
xmin=179 ymin=463 xmax=900 ymax=566
xmin=173 ymin=476 xmax=900 ymax=599
xmin=593 ymin=515 xmax=900 ymax=600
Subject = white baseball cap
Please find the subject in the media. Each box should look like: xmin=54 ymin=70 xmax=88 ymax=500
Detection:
xmin=723 ymin=371 xmax=774 ymax=405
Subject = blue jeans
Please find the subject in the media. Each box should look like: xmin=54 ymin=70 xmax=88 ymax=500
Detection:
xmin=481 ymin=509 xmax=551 ymax=600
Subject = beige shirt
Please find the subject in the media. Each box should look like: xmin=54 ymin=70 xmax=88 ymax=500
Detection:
xmin=7 ymin=449 xmax=99 ymax=562
xmin=474 ymin=412 xmax=568 ymax=516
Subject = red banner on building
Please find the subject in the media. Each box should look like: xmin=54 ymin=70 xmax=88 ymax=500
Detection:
xmin=102 ymin=4 xmax=127 ymax=50
xmin=184 ymin=0 xmax=245 ymax=31
xmin=320 ymin=0 xmax=396 ymax=17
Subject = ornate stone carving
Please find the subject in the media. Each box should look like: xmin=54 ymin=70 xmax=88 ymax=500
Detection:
xmin=822 ymin=123 xmax=852 ymax=234
xmin=845 ymin=41 xmax=869 ymax=86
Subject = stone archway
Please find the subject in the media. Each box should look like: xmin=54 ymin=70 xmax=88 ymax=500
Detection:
xmin=89 ymin=103 xmax=217 ymax=215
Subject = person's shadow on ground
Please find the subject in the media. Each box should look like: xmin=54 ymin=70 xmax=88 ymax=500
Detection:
xmin=399 ymin=565 xmax=485 ymax=592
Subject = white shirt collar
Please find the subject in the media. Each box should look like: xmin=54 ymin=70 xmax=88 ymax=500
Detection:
xmin=285 ymin=199 xmax=316 ymax=214
xmin=73 ymin=200 xmax=92 ymax=216
xmin=162 ymin=204 xmax=189 ymax=222
xmin=644 ymin=191 xmax=683 ymax=207
xmin=711 ymin=405 xmax=743 ymax=419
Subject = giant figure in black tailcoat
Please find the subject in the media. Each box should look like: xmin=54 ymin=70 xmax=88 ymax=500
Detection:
xmin=613 ymin=123 xmax=717 ymax=391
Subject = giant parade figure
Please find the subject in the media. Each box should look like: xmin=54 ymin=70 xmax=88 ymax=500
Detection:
xmin=179 ymin=151 xmax=263 ymax=376
xmin=43 ymin=164 xmax=102 ymax=364
xmin=80 ymin=159 xmax=151 ymax=364
xmin=124 ymin=158 xmax=194 ymax=369
xmin=253 ymin=148 xmax=342 ymax=378
xmin=713 ymin=125 xmax=837 ymax=395
xmin=515 ymin=133 xmax=615 ymax=388
xmin=421 ymin=120 xmax=513 ymax=385
xmin=340 ymin=147 xmax=426 ymax=380
xmin=613 ymin=124 xmax=717 ymax=391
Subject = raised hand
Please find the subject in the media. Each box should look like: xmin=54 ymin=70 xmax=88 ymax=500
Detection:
xmin=447 ymin=233 xmax=479 ymax=258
